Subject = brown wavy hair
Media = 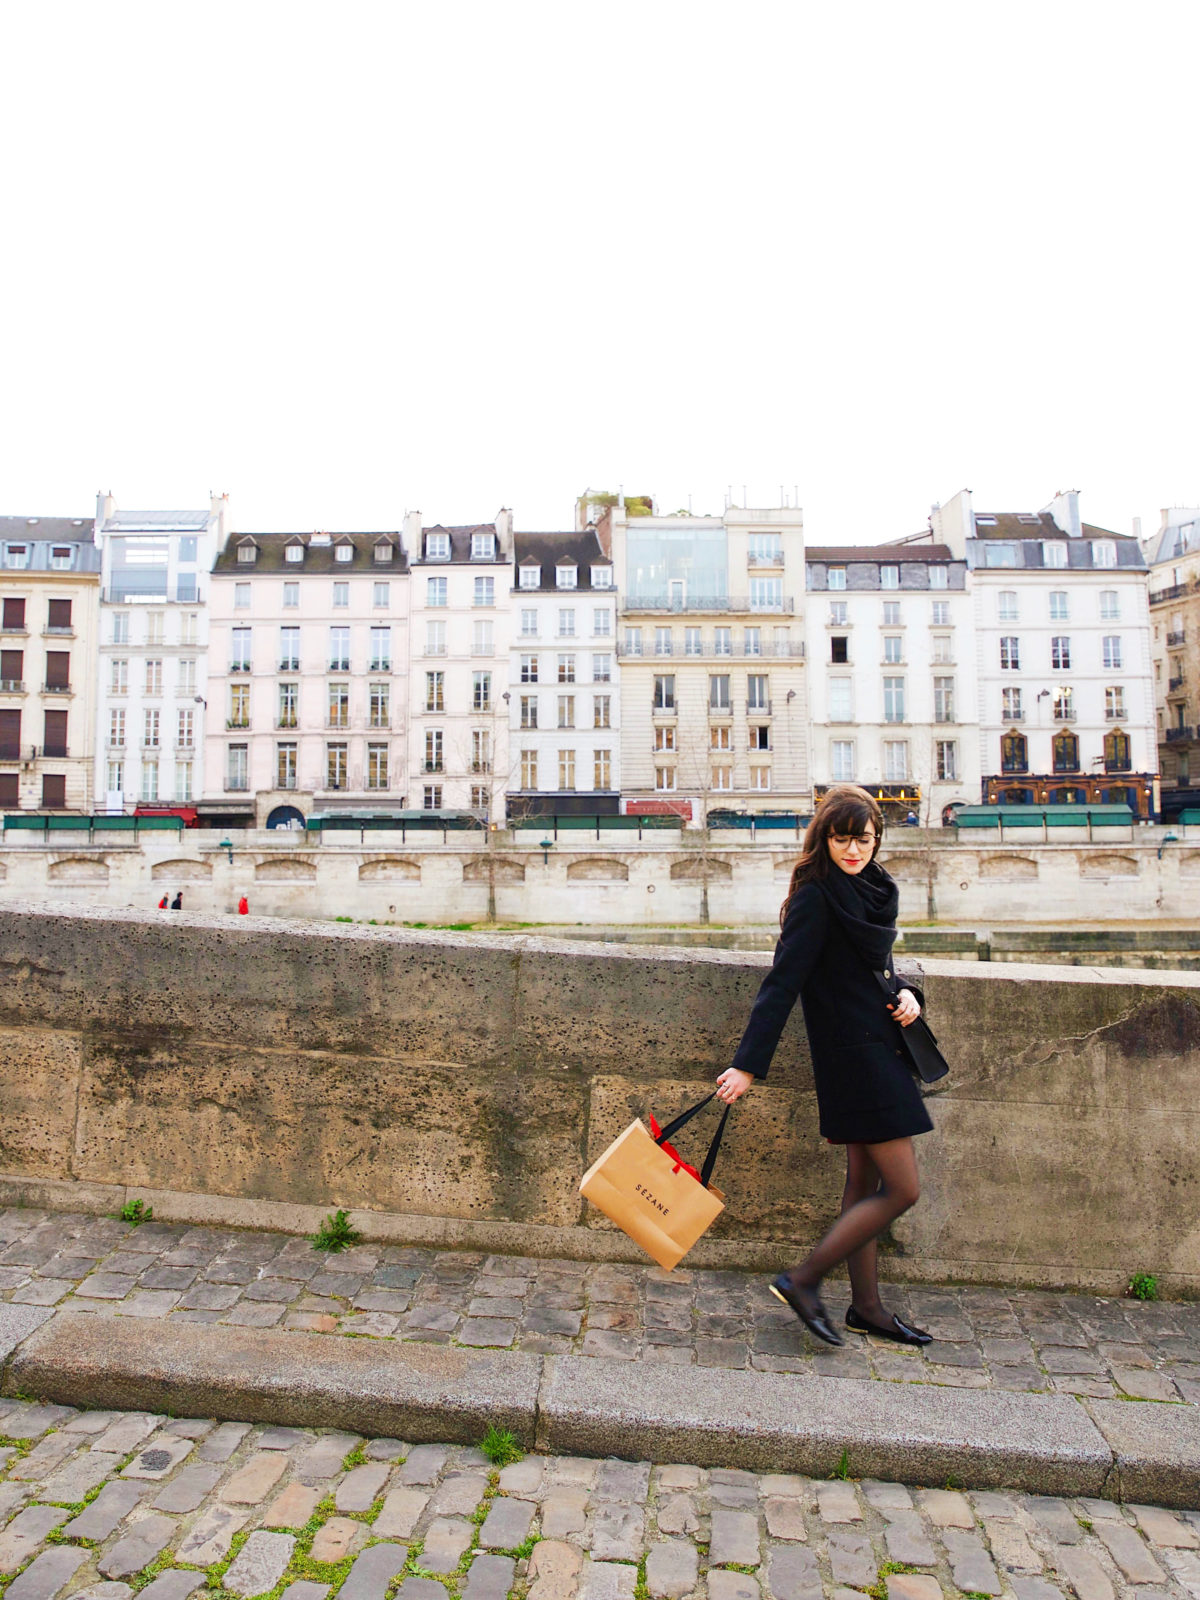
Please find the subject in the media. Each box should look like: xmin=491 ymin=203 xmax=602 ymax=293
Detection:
xmin=780 ymin=785 xmax=885 ymax=926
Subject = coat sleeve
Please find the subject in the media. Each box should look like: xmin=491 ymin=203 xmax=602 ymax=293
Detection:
xmin=729 ymin=883 xmax=830 ymax=1081
xmin=893 ymin=959 xmax=925 ymax=1011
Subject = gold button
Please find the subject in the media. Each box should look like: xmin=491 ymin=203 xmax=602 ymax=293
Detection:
xmin=884 ymin=969 xmax=890 ymax=978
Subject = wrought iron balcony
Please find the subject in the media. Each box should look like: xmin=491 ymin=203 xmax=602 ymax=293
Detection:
xmin=1168 ymin=630 xmax=1186 ymax=646
xmin=1166 ymin=726 xmax=1194 ymax=743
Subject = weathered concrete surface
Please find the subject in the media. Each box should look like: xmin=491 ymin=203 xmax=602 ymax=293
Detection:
xmin=4 ymin=1314 xmax=540 ymax=1444
xmin=1085 ymin=1397 xmax=1200 ymax=1506
xmin=0 ymin=1305 xmax=53 ymax=1363
xmin=1 ymin=902 xmax=1199 ymax=1291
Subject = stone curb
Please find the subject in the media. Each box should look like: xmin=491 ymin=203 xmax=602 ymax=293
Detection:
xmin=5 ymin=1311 xmax=1199 ymax=1507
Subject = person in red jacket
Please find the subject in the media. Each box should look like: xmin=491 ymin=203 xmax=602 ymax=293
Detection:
xmin=237 ymin=895 xmax=249 ymax=915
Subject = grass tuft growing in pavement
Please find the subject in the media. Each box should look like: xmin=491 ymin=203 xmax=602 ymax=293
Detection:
xmin=479 ymin=1426 xmax=523 ymax=1467
xmin=310 ymin=1210 xmax=362 ymax=1253
xmin=118 ymin=1199 xmax=154 ymax=1226
xmin=829 ymin=1447 xmax=853 ymax=1480
xmin=1127 ymin=1271 xmax=1159 ymax=1301
xmin=862 ymin=1561 xmax=916 ymax=1599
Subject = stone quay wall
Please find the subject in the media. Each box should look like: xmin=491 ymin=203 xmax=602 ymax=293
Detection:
xmin=1 ymin=902 xmax=1198 ymax=1296
xmin=1 ymin=822 xmax=1200 ymax=923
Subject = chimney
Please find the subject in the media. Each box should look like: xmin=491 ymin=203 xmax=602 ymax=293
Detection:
xmin=594 ymin=505 xmax=613 ymax=558
xmin=494 ymin=508 xmax=513 ymax=545
xmin=1042 ymin=489 xmax=1082 ymax=538
xmin=1132 ymin=515 xmax=1142 ymax=540
xmin=210 ymin=491 xmax=230 ymax=550
xmin=95 ymin=490 xmax=115 ymax=530
xmin=402 ymin=510 xmax=422 ymax=557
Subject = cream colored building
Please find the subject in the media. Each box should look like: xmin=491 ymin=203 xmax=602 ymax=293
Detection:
xmin=1145 ymin=507 xmax=1200 ymax=819
xmin=0 ymin=517 xmax=101 ymax=812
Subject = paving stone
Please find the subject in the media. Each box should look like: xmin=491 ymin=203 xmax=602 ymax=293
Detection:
xmin=292 ymin=1433 xmax=361 ymax=1483
xmin=462 ymin=1554 xmax=516 ymax=1600
xmin=264 ymin=1483 xmax=322 ymax=1528
xmin=395 ymin=1584 xmax=444 ymax=1600
xmin=430 ymin=1473 xmax=489 ymax=1515
xmin=97 ymin=1513 xmax=176 ymax=1579
xmin=63 ymin=1410 xmax=121 ymax=1434
xmin=339 ymin=1543 xmax=409 ymax=1600
xmin=197 ymin=1422 xmax=252 ymax=1463
xmin=827 ymin=1529 xmax=876 ymax=1588
xmin=10 ymin=1432 xmax=80 ymax=1479
xmin=279 ymin=1586 xmax=330 ymax=1600
xmin=480 ymin=1496 xmax=536 ymax=1551
xmin=1130 ymin=1505 xmax=1200 ymax=1548
xmin=41 ymin=1450 xmax=125 ymax=1503
xmin=222 ymin=1451 xmax=288 ymax=1503
xmin=1111 ymin=1367 xmax=1179 ymax=1401
xmin=861 ymin=1480 xmax=913 ymax=1512
xmin=884 ymin=1576 xmax=942 ymax=1600
xmin=596 ymin=1461 xmax=652 ymax=1501
xmin=422 ymin=1518 xmax=474 ymax=1570
xmin=1094 ymin=1522 xmax=1165 ymax=1584
xmin=587 ymin=1502 xmax=644 ymax=1561
xmin=11 ymin=1280 xmax=72 ymax=1307
xmin=310 ymin=1518 xmax=365 ymax=1564
xmin=655 ymin=1494 xmax=698 ymax=1538
xmin=62 ymin=1482 xmax=147 ymax=1541
xmin=527 ymin=1540 xmax=583 ymax=1600
xmin=763 ymin=1497 xmax=808 ymax=1540
xmin=335 ymin=1462 xmax=391 ymax=1512
xmin=919 ymin=1487 xmax=974 ymax=1528
xmin=124 ymin=1436 xmax=195 ymax=1479
xmin=163 ymin=1419 xmax=215 ymax=1439
xmin=397 ymin=1443 xmax=448 ymax=1484
xmin=762 ymin=1546 xmax=820 ymax=1600
xmin=74 ymin=1274 xmax=139 ymax=1300
xmin=1026 ymin=1497 xmax=1086 ymax=1545
xmin=942 ymin=1528 xmax=1002 ymax=1596
xmin=0 ymin=1507 xmax=71 ymax=1574
xmin=815 ymin=1482 xmax=861 ymax=1523
xmin=498 ymin=1457 xmax=544 ymax=1494
xmin=69 ymin=1584 xmax=136 ymax=1600
xmin=92 ymin=1414 xmax=164 ymax=1455
xmin=1054 ymin=1548 xmax=1115 ymax=1600
xmin=710 ymin=1507 xmax=759 ymax=1566
xmin=1009 ymin=1581 xmax=1068 ymax=1600
xmin=984 ymin=1519 xmax=1043 ymax=1573
xmin=223 ymin=1531 xmax=297 ymax=1597
xmin=152 ymin=1464 xmax=224 ymax=1513
xmin=971 ymin=1491 xmax=1018 ymax=1519
xmin=645 ymin=1540 xmax=699 ymax=1598
xmin=176 ymin=1504 xmax=251 ymax=1565
xmin=6 ymin=1545 xmax=88 ymax=1600
xmin=883 ymin=1511 xmax=936 ymax=1566
xmin=373 ymin=1487 xmax=429 ymax=1538
xmin=576 ymin=1561 xmax=638 ymax=1600
xmin=136 ymin=1575 xmax=206 ymax=1600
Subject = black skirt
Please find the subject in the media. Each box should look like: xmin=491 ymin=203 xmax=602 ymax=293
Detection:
xmin=813 ymin=1038 xmax=934 ymax=1144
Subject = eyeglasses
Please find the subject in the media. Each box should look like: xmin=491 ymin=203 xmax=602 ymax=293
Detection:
xmin=830 ymin=832 xmax=876 ymax=846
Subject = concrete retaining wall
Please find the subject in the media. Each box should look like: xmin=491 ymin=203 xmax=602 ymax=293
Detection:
xmin=0 ymin=902 xmax=1198 ymax=1295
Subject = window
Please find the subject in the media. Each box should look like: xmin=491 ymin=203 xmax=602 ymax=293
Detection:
xmin=521 ymin=608 xmax=538 ymax=637
xmin=373 ymin=582 xmax=390 ymax=607
xmin=932 ymin=634 xmax=952 ymax=663
xmin=178 ymin=657 xmax=196 ymax=694
xmin=277 ymin=743 xmax=298 ymax=789
xmin=749 ymin=725 xmax=770 ymax=750
xmin=1106 ymin=685 xmax=1125 ymax=720
xmin=934 ymin=677 xmax=955 ymax=723
xmin=472 ymin=532 xmax=496 ymax=560
xmin=592 ymin=566 xmax=613 ymax=588
xmin=883 ymin=635 xmax=902 ymax=664
xmin=472 ymin=730 xmax=491 ymax=772
xmin=279 ymin=627 xmax=300 ymax=670
xmin=0 ymin=709 xmax=19 ymax=761
xmin=520 ymin=695 xmax=538 ymax=729
xmin=369 ymin=682 xmax=389 ymax=728
xmin=367 ymin=744 xmax=389 ymax=789
xmin=473 ymin=670 xmax=491 ymax=711
xmin=427 ymin=576 xmax=447 ymax=607
xmin=45 ymin=651 xmax=69 ymax=690
xmin=1001 ymin=731 xmax=1027 ymax=773
xmin=1049 ymin=591 xmax=1069 ymax=621
xmin=749 ymin=577 xmax=782 ymax=611
xmin=831 ymin=740 xmax=854 ymax=781
xmin=1104 ymin=730 xmax=1131 ymax=772
xmin=278 ymin=683 xmax=298 ymax=729
xmin=1053 ymin=731 xmax=1079 ymax=771
xmin=425 ymin=532 xmax=450 ymax=560
xmin=230 ymin=629 xmax=251 ymax=672
xmin=46 ymin=598 xmax=73 ymax=632
xmin=42 ymin=708 xmax=67 ymax=758
xmin=744 ymin=627 xmax=761 ymax=657
xmin=176 ymin=708 xmax=194 ymax=749
xmin=474 ymin=576 xmax=495 ymax=608
xmin=369 ymin=627 xmax=391 ymax=671
xmin=374 ymin=542 xmax=394 ymax=564
xmin=1092 ymin=540 xmax=1117 ymax=568
xmin=828 ymin=567 xmax=846 ymax=590
xmin=557 ymin=654 xmax=576 ymax=683
xmin=108 ymin=708 xmax=125 ymax=746
xmin=750 ymin=766 xmax=771 ymax=790
xmin=710 ymin=725 xmax=731 ymax=750
xmin=229 ymin=684 xmax=249 ymax=727
xmin=425 ymin=620 xmax=446 ymax=656
xmin=331 ymin=581 xmax=349 ymax=610
xmin=425 ymin=729 xmax=444 ymax=772
xmin=1043 ymin=541 xmax=1067 ymax=568
xmin=335 ymin=543 xmax=353 ymax=563
xmin=470 ymin=785 xmax=489 ymax=809
xmin=557 ymin=694 xmax=575 ymax=729
xmin=828 ymin=678 xmax=851 ymax=722
xmin=145 ymin=659 xmax=163 ymax=696
xmin=654 ymin=674 xmax=676 ymax=711
xmin=519 ymin=565 xmax=540 ymax=589
xmin=284 ymin=543 xmax=302 ymax=563
xmin=559 ymin=608 xmax=577 ymax=638
xmin=104 ymin=760 xmax=122 ymax=796
xmin=1 ymin=598 xmax=25 ymax=629
xmin=655 ymin=767 xmax=677 ymax=791
xmin=424 ymin=784 xmax=443 ymax=809
xmin=883 ymin=677 xmax=905 ymax=723
xmin=558 ymin=749 xmax=576 ymax=789
xmin=425 ymin=671 xmax=444 ymax=712
xmin=112 ymin=612 xmax=129 ymax=644
xmin=520 ymin=655 xmax=539 ymax=683
xmin=984 ymin=543 xmax=1018 ymax=567
xmin=472 ymin=620 xmax=494 ymax=655
xmin=929 ymin=565 xmax=948 ymax=589
xmin=1051 ymin=636 xmax=1071 ymax=669
xmin=712 ymin=627 xmax=731 ymax=656
xmin=712 ymin=765 xmax=732 ymax=790
xmin=1100 ymin=590 xmax=1120 ymax=620
xmin=595 ymin=748 xmax=612 ymax=789
xmin=624 ymin=627 xmax=643 ymax=656
xmin=936 ymin=740 xmax=958 ymax=781
xmin=709 ymin=674 xmax=730 ymax=711
xmin=592 ymin=652 xmax=612 ymax=682
xmin=1053 ymin=686 xmax=1075 ymax=720
xmin=830 ymin=636 xmax=849 ymax=664
xmin=883 ymin=740 xmax=909 ymax=781
xmin=329 ymin=626 xmax=350 ymax=669
xmin=50 ymin=546 xmax=72 ymax=571
xmin=749 ymin=533 xmax=783 ymax=565
xmin=880 ymin=565 xmax=899 ymax=589
xmin=655 ymin=726 xmax=677 ymax=752
xmin=283 ymin=581 xmax=299 ymax=609
xmin=594 ymin=694 xmax=610 ymax=728
xmin=140 ymin=762 xmax=158 ymax=804
xmin=521 ymin=749 xmax=538 ymax=788
xmin=227 ymin=744 xmax=248 ymax=791
xmin=328 ymin=683 xmax=349 ymax=728
xmin=747 ymin=674 xmax=769 ymax=711
xmin=1000 ymin=637 xmax=1020 ymax=670
xmin=1102 ymin=635 xmax=1122 ymax=669
xmin=110 ymin=658 xmax=128 ymax=694
xmin=5 ymin=544 xmax=29 ymax=569
xmin=931 ymin=600 xmax=950 ymax=626
xmin=0 ymin=647 xmax=21 ymax=686
xmin=685 ymin=627 xmax=702 ymax=656
xmin=882 ymin=601 xmax=900 ymax=627
xmin=1003 ymin=686 xmax=1022 ymax=721
xmin=655 ymin=627 xmax=672 ymax=656
xmin=235 ymin=583 xmax=250 ymax=610
xmin=556 ymin=563 xmax=577 ymax=589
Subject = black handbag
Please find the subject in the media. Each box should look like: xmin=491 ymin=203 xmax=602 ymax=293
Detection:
xmin=872 ymin=969 xmax=950 ymax=1085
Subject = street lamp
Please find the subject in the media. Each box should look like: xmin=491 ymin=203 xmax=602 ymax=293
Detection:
xmin=1158 ymin=832 xmax=1179 ymax=860
xmin=219 ymin=837 xmax=234 ymax=865
xmin=538 ymin=837 xmax=554 ymax=865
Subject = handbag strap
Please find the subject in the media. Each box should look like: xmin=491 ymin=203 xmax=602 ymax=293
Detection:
xmin=655 ymin=1092 xmax=731 ymax=1189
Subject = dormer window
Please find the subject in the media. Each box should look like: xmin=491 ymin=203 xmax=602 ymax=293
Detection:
xmin=284 ymin=543 xmax=304 ymax=563
xmin=1092 ymin=540 xmax=1117 ymax=568
xmin=374 ymin=542 xmax=394 ymax=562
xmin=557 ymin=564 xmax=578 ymax=589
xmin=592 ymin=566 xmax=613 ymax=588
xmin=425 ymin=533 xmax=450 ymax=560
xmin=519 ymin=564 xmax=541 ymax=589
xmin=471 ymin=532 xmax=496 ymax=560
xmin=1043 ymin=541 xmax=1067 ymax=568
xmin=51 ymin=547 xmax=73 ymax=570
xmin=335 ymin=543 xmax=354 ymax=562
xmin=236 ymin=541 xmax=258 ymax=564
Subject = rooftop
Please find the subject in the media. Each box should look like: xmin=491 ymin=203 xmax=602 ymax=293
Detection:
xmin=806 ymin=543 xmax=955 ymax=563
xmin=0 ymin=515 xmax=94 ymax=543
xmin=103 ymin=510 xmax=214 ymax=533
xmin=514 ymin=529 xmax=613 ymax=591
xmin=213 ymin=531 xmax=408 ymax=575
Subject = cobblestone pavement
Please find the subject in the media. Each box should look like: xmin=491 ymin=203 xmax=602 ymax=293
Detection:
xmin=1 ymin=1211 xmax=1198 ymax=1405
xmin=1 ymin=1401 xmax=1200 ymax=1600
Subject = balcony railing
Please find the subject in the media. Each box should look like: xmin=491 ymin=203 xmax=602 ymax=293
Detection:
xmin=652 ymin=702 xmax=677 ymax=715
xmin=0 ymin=744 xmax=37 ymax=763
xmin=747 ymin=552 xmax=785 ymax=567
xmin=747 ymin=700 xmax=772 ymax=716
xmin=1052 ymin=710 xmax=1078 ymax=721
xmin=43 ymin=683 xmax=72 ymax=694
xmin=1001 ymin=710 xmax=1024 ymax=721
xmin=230 ymin=663 xmax=251 ymax=674
xmin=621 ymin=596 xmax=795 ymax=615
xmin=0 ymin=624 xmax=28 ymax=635
xmin=423 ymin=760 xmax=444 ymax=773
xmin=1166 ymin=726 xmax=1194 ymax=743
xmin=226 ymin=718 xmax=249 ymax=729
xmin=226 ymin=778 xmax=250 ymax=791
xmin=1169 ymin=676 xmax=1185 ymax=692
xmin=329 ymin=659 xmax=351 ymax=672
xmin=0 ymin=680 xmax=24 ymax=693
xmin=470 ymin=761 xmax=493 ymax=773
xmin=279 ymin=659 xmax=300 ymax=672
xmin=276 ymin=717 xmax=298 ymax=730
xmin=43 ymin=627 xmax=75 ymax=638
xmin=1105 ymin=708 xmax=1127 ymax=720
xmin=1168 ymin=631 xmax=1186 ymax=646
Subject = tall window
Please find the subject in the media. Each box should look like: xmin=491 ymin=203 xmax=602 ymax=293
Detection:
xmin=520 ymin=655 xmax=539 ymax=683
xmin=882 ymin=601 xmax=901 ymax=627
xmin=328 ymin=683 xmax=349 ymax=728
xmin=709 ymin=674 xmax=730 ymax=711
xmin=332 ymin=582 xmax=349 ymax=609
xmin=330 ymin=627 xmax=350 ymax=669
xmin=557 ymin=654 xmax=576 ymax=683
xmin=1100 ymin=590 xmax=1120 ymax=620
xmin=929 ymin=565 xmax=948 ymax=589
xmin=373 ymin=582 xmax=390 ymax=608
xmin=592 ymin=652 xmax=612 ymax=682
xmin=425 ymin=671 xmax=444 ymax=712
xmin=827 ymin=567 xmax=846 ymax=590
xmin=425 ymin=729 xmax=443 ymax=772
xmin=178 ymin=659 xmax=196 ymax=695
xmin=367 ymin=744 xmax=389 ymax=789
xmin=141 ymin=762 xmax=159 ymax=803
xmin=1053 ymin=731 xmax=1080 ymax=771
xmin=1105 ymin=685 xmax=1125 ymax=720
xmin=828 ymin=679 xmax=851 ymax=721
xmin=427 ymin=576 xmax=447 ymax=607
xmin=146 ymin=611 xmax=165 ymax=643
xmin=747 ymin=674 xmax=769 ymax=711
xmin=595 ymin=749 xmax=611 ymax=790
xmin=883 ymin=635 xmax=902 ymax=664
xmin=593 ymin=608 xmax=612 ymax=636
xmin=1091 ymin=540 xmax=1117 ymax=568
xmin=234 ymin=584 xmax=250 ymax=611
xmin=227 ymin=744 xmax=248 ymax=790
xmin=279 ymin=627 xmax=300 ymax=669
xmin=932 ymin=634 xmax=952 ymax=663
xmin=1053 ymin=686 xmax=1075 ymax=720
xmin=521 ymin=608 xmax=538 ymax=637
xmin=555 ymin=563 xmax=576 ymax=588
xmin=1102 ymin=635 xmax=1122 ymax=669
xmin=109 ymin=708 xmax=125 ymax=746
xmin=369 ymin=627 xmax=391 ymax=670
xmin=748 ymin=533 xmax=783 ymax=564
xmin=145 ymin=659 xmax=163 ymax=696
xmin=557 ymin=694 xmax=575 ymax=728
xmin=831 ymin=740 xmax=854 ymax=781
xmin=999 ymin=637 xmax=1020 ymax=669
xmin=1001 ymin=731 xmax=1027 ymax=773
xmin=559 ymin=609 xmax=577 ymax=638
xmin=714 ymin=627 xmax=732 ymax=655
xmin=744 ymin=627 xmax=761 ymax=657
xmin=112 ymin=612 xmax=129 ymax=644
xmin=520 ymin=695 xmax=538 ymax=729
xmin=472 ymin=730 xmax=491 ymax=772
xmin=558 ymin=749 xmax=576 ymax=789
xmin=936 ymin=740 xmax=958 ymax=781
xmin=653 ymin=675 xmax=675 ymax=711
xmin=424 ymin=785 xmax=443 ymax=809
xmin=1049 ymin=591 xmax=1069 ymax=621
xmin=521 ymin=749 xmax=538 ymax=788
xmin=711 ymin=725 xmax=730 ymax=750
xmin=933 ymin=677 xmax=955 ymax=723
xmin=655 ymin=627 xmax=672 ymax=656
xmin=181 ymin=612 xmax=198 ymax=644
xmin=1002 ymin=686 xmax=1022 ymax=721
xmin=749 ymin=577 xmax=782 ymax=611
xmin=883 ymin=741 xmax=908 ymax=780
xmin=656 ymin=727 xmax=676 ymax=752
xmin=931 ymin=600 xmax=950 ymax=626
xmin=1051 ymin=636 xmax=1071 ymax=669
xmin=277 ymin=743 xmax=298 ymax=789
xmin=712 ymin=765 xmax=732 ymax=790
xmin=880 ymin=564 xmax=899 ymax=589
xmin=231 ymin=629 xmax=251 ymax=671
xmin=474 ymin=577 xmax=495 ymax=608
xmin=278 ymin=683 xmax=298 ymax=728
xmin=624 ymin=627 xmax=643 ymax=656
xmin=472 ymin=620 xmax=494 ymax=655
xmin=369 ymin=682 xmax=389 ymax=727
xmin=175 ymin=761 xmax=193 ymax=803
xmin=283 ymin=582 xmax=299 ymax=608
xmin=594 ymin=694 xmax=611 ymax=729
xmin=998 ymin=591 xmax=1018 ymax=621
xmin=326 ymin=743 xmax=348 ymax=789
xmin=1043 ymin=541 xmax=1067 ymax=568
xmin=519 ymin=565 xmax=540 ymax=590
xmin=655 ymin=767 xmax=676 ymax=791
xmin=883 ymin=677 xmax=905 ymax=723
xmin=177 ymin=708 xmax=194 ymax=748
xmin=685 ymin=627 xmax=702 ymax=656
xmin=425 ymin=620 xmax=446 ymax=656
xmin=472 ymin=532 xmax=496 ymax=560
xmin=473 ymin=670 xmax=491 ymax=711
xmin=1104 ymin=731 xmax=1131 ymax=772
xmin=229 ymin=684 xmax=249 ymax=727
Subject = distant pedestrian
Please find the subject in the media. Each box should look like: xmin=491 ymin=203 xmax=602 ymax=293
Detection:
xmin=170 ymin=891 xmax=183 ymax=910
xmin=158 ymin=894 xmax=169 ymax=910
xmin=237 ymin=895 xmax=249 ymax=915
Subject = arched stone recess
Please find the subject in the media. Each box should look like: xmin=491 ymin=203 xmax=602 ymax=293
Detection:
xmin=879 ymin=853 xmax=926 ymax=882
xmin=48 ymin=856 xmax=109 ymax=884
xmin=254 ymin=856 xmax=318 ymax=883
xmin=669 ymin=857 xmax=733 ymax=881
xmin=978 ymin=854 xmax=1038 ymax=881
xmin=462 ymin=857 xmax=525 ymax=884
xmin=773 ymin=854 xmax=799 ymax=878
xmin=151 ymin=858 xmax=213 ymax=882
xmin=1079 ymin=852 xmax=1138 ymax=878
xmin=566 ymin=858 xmax=629 ymax=883
xmin=358 ymin=858 xmax=421 ymax=883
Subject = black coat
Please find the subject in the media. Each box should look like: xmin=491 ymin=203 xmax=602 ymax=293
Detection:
xmin=730 ymin=882 xmax=934 ymax=1144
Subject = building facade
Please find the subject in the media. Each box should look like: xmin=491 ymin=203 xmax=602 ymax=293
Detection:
xmin=505 ymin=528 xmax=618 ymax=818
xmin=205 ymin=530 xmax=409 ymax=825
xmin=1145 ymin=508 xmax=1200 ymax=820
xmin=605 ymin=501 xmax=809 ymax=818
xmin=933 ymin=489 xmax=1157 ymax=816
xmin=94 ymin=495 xmax=229 ymax=813
xmin=0 ymin=516 xmax=100 ymax=812
xmin=804 ymin=540 xmax=977 ymax=821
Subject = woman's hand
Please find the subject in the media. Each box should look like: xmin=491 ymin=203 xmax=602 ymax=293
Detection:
xmin=716 ymin=1067 xmax=755 ymax=1104
xmin=888 ymin=987 xmax=921 ymax=1027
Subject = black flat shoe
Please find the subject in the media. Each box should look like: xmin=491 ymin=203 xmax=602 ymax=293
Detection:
xmin=845 ymin=1306 xmax=932 ymax=1346
xmin=769 ymin=1274 xmax=844 ymax=1346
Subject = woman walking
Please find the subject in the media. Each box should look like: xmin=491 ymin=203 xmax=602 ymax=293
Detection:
xmin=716 ymin=785 xmax=934 ymax=1348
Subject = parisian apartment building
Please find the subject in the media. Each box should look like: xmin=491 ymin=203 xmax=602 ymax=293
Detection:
xmin=1144 ymin=507 xmax=1200 ymax=820
xmin=0 ymin=515 xmax=100 ymax=812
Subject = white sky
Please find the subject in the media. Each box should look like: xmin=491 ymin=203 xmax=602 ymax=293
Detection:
xmin=2 ymin=2 xmax=1198 ymax=545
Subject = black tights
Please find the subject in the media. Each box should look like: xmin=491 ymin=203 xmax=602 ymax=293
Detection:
xmin=786 ymin=1137 xmax=919 ymax=1319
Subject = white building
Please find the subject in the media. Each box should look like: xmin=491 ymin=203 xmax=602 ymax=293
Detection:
xmin=932 ymin=489 xmax=1156 ymax=817
xmin=404 ymin=511 xmax=513 ymax=815
xmin=1143 ymin=508 xmax=1200 ymax=819
xmin=94 ymin=495 xmax=228 ymax=813
xmin=804 ymin=539 xmax=977 ymax=822
xmin=506 ymin=527 xmax=618 ymax=817
xmin=205 ymin=529 xmax=408 ymax=826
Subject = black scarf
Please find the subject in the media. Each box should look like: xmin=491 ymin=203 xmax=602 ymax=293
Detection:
xmin=816 ymin=859 xmax=899 ymax=970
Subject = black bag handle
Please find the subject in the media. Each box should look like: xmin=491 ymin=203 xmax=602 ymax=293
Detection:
xmin=654 ymin=1092 xmax=731 ymax=1189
